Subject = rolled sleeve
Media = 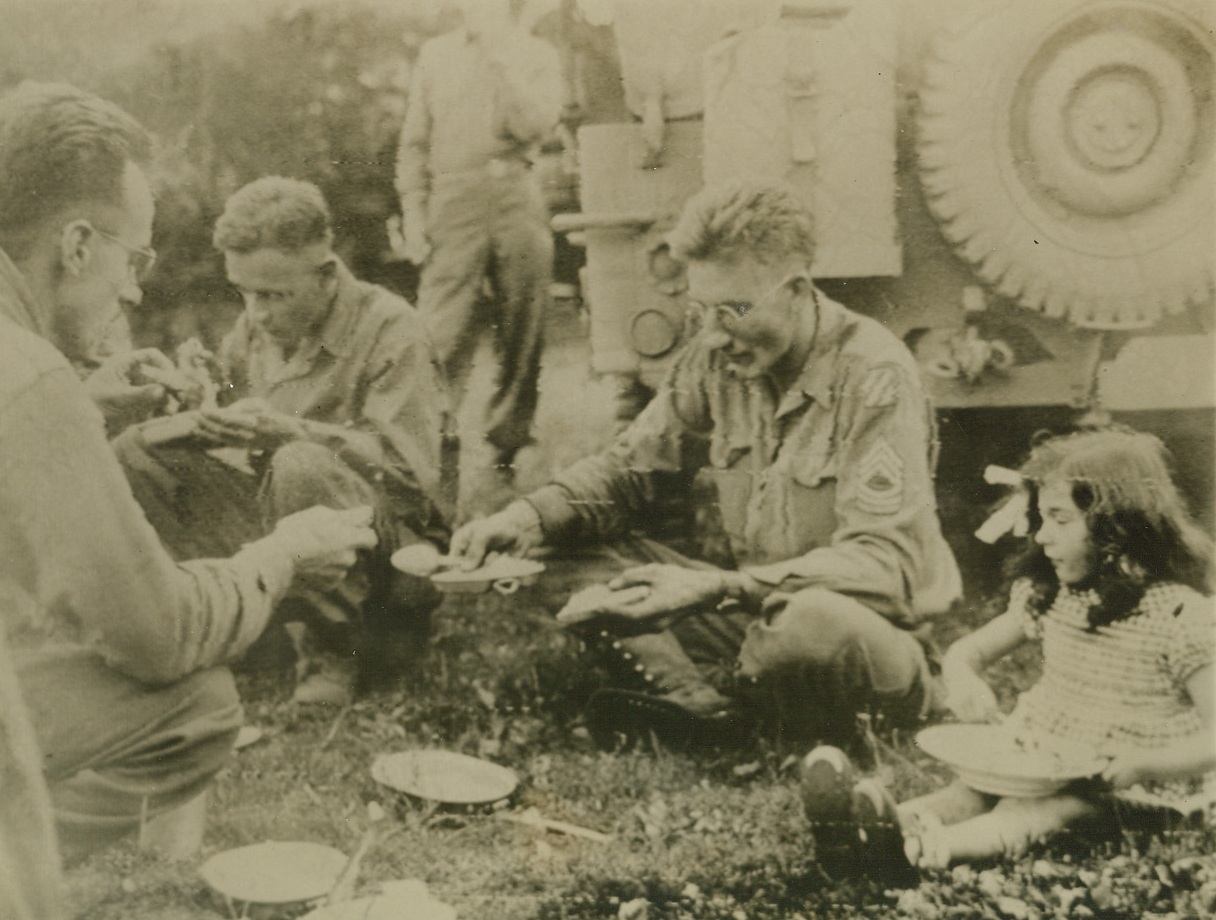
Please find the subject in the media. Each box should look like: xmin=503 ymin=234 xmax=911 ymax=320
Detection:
xmin=533 ymin=346 xmax=711 ymax=541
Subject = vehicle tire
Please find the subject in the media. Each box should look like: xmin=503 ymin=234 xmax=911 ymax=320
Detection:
xmin=918 ymin=0 xmax=1214 ymax=328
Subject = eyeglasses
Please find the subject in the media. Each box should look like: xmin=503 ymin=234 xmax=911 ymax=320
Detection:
xmin=687 ymin=273 xmax=806 ymax=330
xmin=88 ymin=223 xmax=157 ymax=282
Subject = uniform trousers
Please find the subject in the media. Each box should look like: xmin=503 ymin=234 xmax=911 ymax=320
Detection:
xmin=544 ymin=535 xmax=933 ymax=745
xmin=417 ymin=165 xmax=552 ymax=461
xmin=19 ymin=649 xmax=240 ymax=864
xmin=112 ymin=432 xmax=441 ymax=635
xmin=0 ymin=625 xmax=66 ymax=915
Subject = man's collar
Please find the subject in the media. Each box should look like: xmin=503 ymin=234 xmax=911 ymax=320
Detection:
xmin=0 ymin=246 xmax=54 ymax=342
xmin=293 ymin=257 xmax=359 ymax=361
xmin=786 ymin=290 xmax=848 ymax=409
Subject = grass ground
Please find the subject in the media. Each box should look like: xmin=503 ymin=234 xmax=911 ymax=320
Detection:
xmin=66 ymin=300 xmax=1216 ymax=919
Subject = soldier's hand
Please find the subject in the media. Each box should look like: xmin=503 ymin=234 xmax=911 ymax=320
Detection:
xmin=556 ymin=564 xmax=728 ymax=631
xmin=391 ymin=207 xmax=431 ymax=265
xmin=402 ymin=231 xmax=431 ymax=266
xmin=449 ymin=501 xmax=544 ymax=569
xmin=196 ymin=400 xmax=307 ymax=450
xmin=118 ymin=347 xmax=178 ymax=382
xmin=272 ymin=505 xmax=377 ymax=591
xmin=85 ymin=348 xmax=176 ymax=432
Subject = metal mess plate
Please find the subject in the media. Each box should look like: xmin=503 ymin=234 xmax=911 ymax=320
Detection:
xmin=916 ymin=724 xmax=1106 ymax=797
xmin=199 ymin=841 xmax=348 ymax=904
xmin=371 ymin=750 xmax=519 ymax=805
xmin=429 ymin=556 xmax=545 ymax=594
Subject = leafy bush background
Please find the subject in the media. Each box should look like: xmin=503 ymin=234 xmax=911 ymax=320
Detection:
xmin=0 ymin=0 xmax=454 ymax=348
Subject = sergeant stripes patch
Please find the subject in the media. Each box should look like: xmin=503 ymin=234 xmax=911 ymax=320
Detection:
xmin=857 ymin=438 xmax=904 ymax=515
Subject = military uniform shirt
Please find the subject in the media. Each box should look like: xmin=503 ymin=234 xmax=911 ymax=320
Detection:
xmin=219 ymin=259 xmax=451 ymax=521
xmin=527 ymin=292 xmax=961 ymax=625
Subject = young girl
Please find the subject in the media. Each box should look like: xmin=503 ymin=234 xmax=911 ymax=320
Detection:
xmin=802 ymin=427 xmax=1215 ymax=874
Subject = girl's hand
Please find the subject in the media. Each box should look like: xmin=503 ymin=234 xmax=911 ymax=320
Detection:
xmin=1101 ymin=749 xmax=1157 ymax=790
xmin=937 ymin=609 xmax=1026 ymax=723
xmin=941 ymin=667 xmax=1002 ymax=723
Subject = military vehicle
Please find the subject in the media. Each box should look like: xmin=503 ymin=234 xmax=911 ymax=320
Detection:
xmin=549 ymin=0 xmax=1215 ymax=547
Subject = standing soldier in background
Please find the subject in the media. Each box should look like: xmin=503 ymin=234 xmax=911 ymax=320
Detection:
xmin=395 ymin=0 xmax=564 ymax=483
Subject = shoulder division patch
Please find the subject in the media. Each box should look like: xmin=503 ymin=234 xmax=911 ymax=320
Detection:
xmin=857 ymin=438 xmax=904 ymax=515
xmin=859 ymin=366 xmax=900 ymax=408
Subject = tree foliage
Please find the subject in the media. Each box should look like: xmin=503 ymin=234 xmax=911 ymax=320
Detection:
xmin=0 ymin=0 xmax=453 ymax=346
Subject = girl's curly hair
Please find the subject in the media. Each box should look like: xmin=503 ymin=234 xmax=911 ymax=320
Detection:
xmin=1005 ymin=426 xmax=1213 ymax=630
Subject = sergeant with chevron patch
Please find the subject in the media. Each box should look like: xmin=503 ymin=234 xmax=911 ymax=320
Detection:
xmin=450 ymin=183 xmax=961 ymax=755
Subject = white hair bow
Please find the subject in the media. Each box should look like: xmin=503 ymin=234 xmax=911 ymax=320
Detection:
xmin=974 ymin=465 xmax=1030 ymax=545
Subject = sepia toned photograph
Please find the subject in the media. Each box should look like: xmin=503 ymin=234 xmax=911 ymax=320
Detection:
xmin=0 ymin=0 xmax=1212 ymax=917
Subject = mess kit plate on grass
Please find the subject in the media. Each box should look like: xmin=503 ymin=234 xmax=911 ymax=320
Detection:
xmin=371 ymin=750 xmax=518 ymax=805
xmin=199 ymin=841 xmax=348 ymax=904
xmin=916 ymin=723 xmax=1107 ymax=797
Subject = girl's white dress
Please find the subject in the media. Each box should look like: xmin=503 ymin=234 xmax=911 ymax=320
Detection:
xmin=1003 ymin=578 xmax=1216 ymax=814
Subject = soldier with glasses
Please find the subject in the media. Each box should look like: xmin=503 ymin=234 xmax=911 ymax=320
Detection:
xmin=451 ymin=182 xmax=961 ymax=754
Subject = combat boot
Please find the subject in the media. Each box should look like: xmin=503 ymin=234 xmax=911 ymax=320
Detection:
xmin=582 ymin=631 xmax=751 ymax=750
